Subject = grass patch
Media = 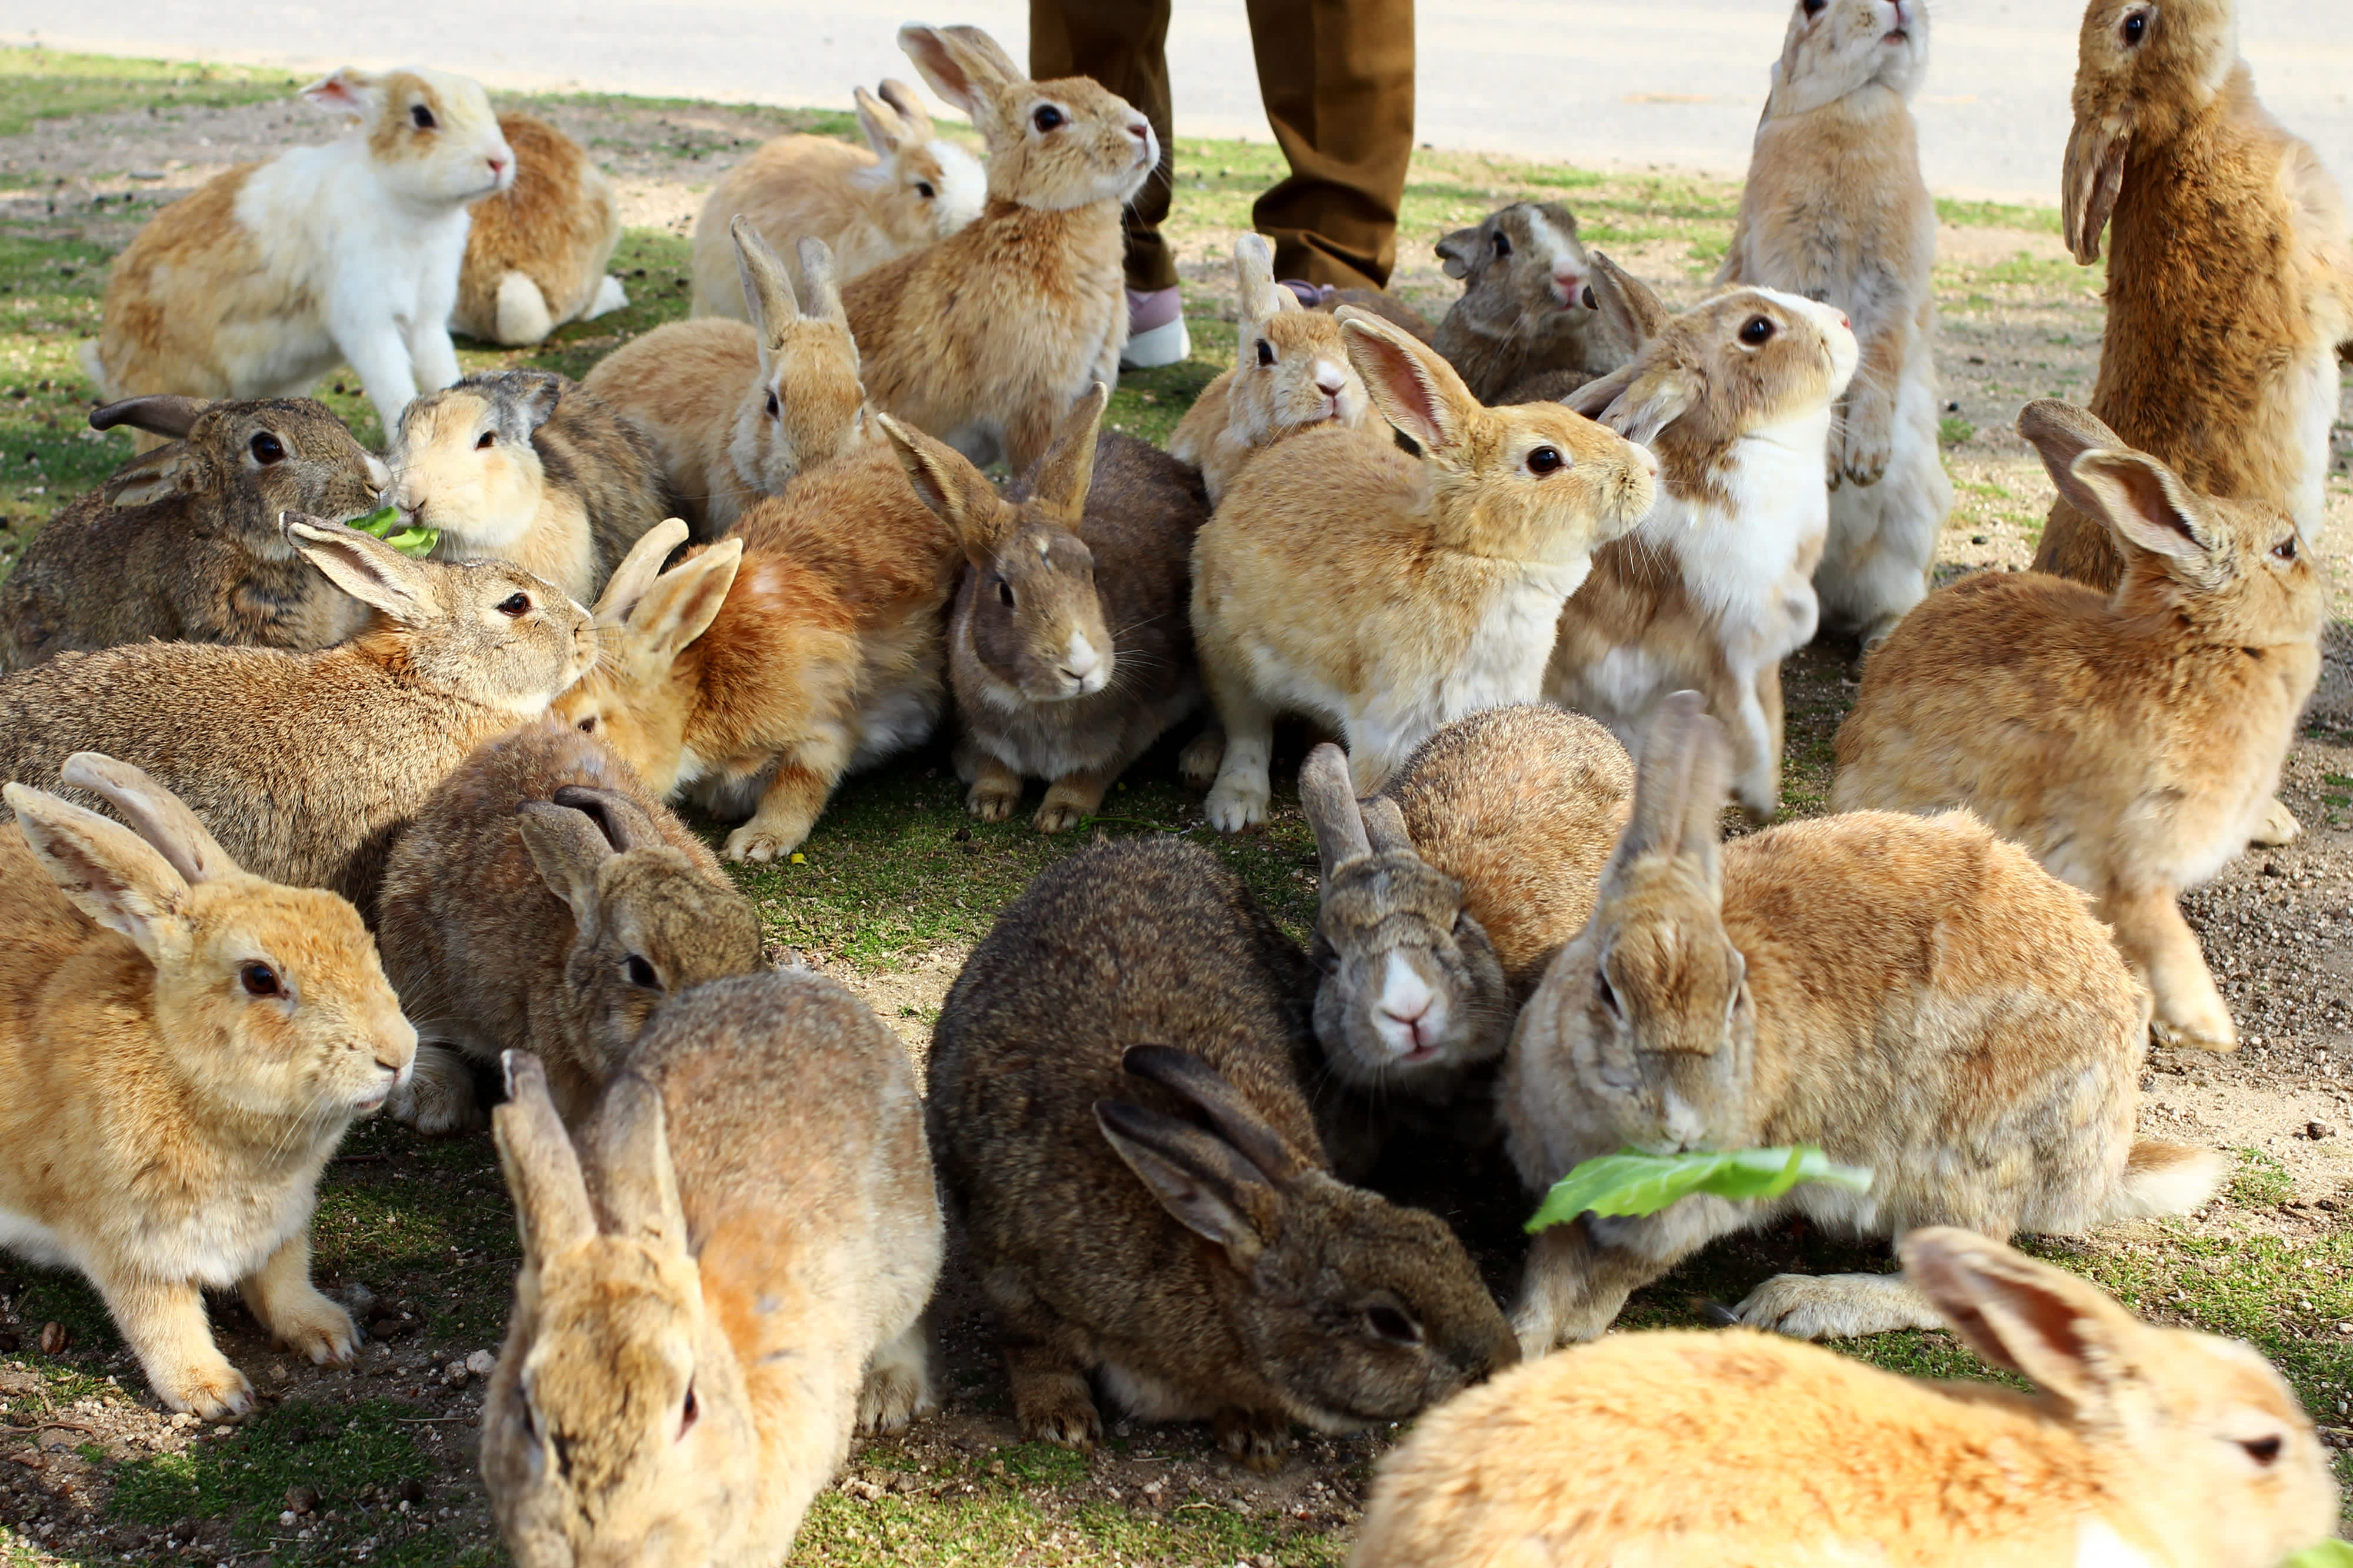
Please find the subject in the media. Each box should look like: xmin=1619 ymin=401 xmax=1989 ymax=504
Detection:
xmin=0 ymin=46 xmax=301 ymax=138
xmin=1939 ymin=415 xmax=1975 ymax=448
xmin=1935 ymin=196 xmax=2064 ymax=234
xmin=2233 ymin=1147 xmax=2295 ymax=1207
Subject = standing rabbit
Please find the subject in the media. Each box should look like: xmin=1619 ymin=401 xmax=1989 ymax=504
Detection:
xmin=386 ymin=369 xmax=675 ymax=602
xmin=688 ymin=79 xmax=984 ymax=319
xmin=842 ymin=25 xmax=1156 ymax=473
xmin=0 ymin=516 xmax=594 ymax=907
xmin=1833 ymin=402 xmax=2323 ymax=1053
xmin=85 ymin=67 xmax=514 ymax=441
xmin=1356 ymin=1229 xmax=2339 ymax=1568
xmin=1431 ymin=202 xmax=1630 ymax=405
xmin=0 ymin=396 xmax=382 ymax=670
xmin=1718 ymin=0 xmax=1951 ymax=652
xmin=1193 ymin=308 xmax=1657 ymax=830
xmin=484 ymin=973 xmax=943 ymax=1565
xmin=453 ymin=113 xmax=628 ymax=348
xmin=1547 ymin=254 xmax=1858 ymax=819
xmin=0 ymin=755 xmax=415 ymax=1418
xmin=586 ymin=225 xmax=870 ymax=536
xmin=930 ymin=837 xmax=1518 ymax=1468
xmin=1505 ymin=693 xmax=2225 ymax=1355
xmin=1169 ymin=234 xmax=1370 ymax=507
xmin=893 ymin=383 xmax=1211 ymax=832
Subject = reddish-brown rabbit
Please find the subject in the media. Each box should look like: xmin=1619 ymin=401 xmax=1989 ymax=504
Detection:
xmin=453 ymin=113 xmax=627 ymax=347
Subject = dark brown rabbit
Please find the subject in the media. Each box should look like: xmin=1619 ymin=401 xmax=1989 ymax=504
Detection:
xmin=0 ymin=396 xmax=384 ymax=671
xmin=928 ymin=836 xmax=1518 ymax=1470
xmin=1431 ymin=202 xmax=1632 ymax=404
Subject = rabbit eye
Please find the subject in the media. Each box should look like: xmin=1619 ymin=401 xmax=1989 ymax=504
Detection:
xmin=1032 ymin=104 xmax=1066 ymax=134
xmin=997 ymin=578 xmax=1015 ymax=609
xmin=1255 ymin=339 xmax=1275 ymax=368
xmin=2121 ymin=9 xmax=2148 ymax=45
xmin=678 ymin=1382 xmax=699 ymax=1439
xmin=2272 ymin=535 xmax=2298 ymax=562
xmin=1582 ymin=284 xmax=1598 ymax=311
xmin=1739 ymin=316 xmax=1777 ymax=346
xmin=765 ymin=391 xmax=781 ymax=421
xmin=497 ymin=592 xmax=532 ymax=618
xmin=249 ymin=432 xmax=287 ymax=465
xmin=2239 ymin=1434 xmax=2282 ymax=1466
xmin=241 ymin=963 xmax=282 ymax=998
xmin=915 ymin=181 xmax=936 ymax=199
xmin=1492 ymin=231 xmax=1513 ymax=259
xmin=1802 ymin=0 xmax=1827 ymax=12
xmin=1361 ymin=1303 xmax=1424 ymax=1346
xmin=576 ymin=713 xmax=597 ymax=733
xmin=625 ymin=955 xmax=659 ymax=989
xmin=476 ymin=431 xmax=496 ymax=450
xmin=410 ymin=104 xmax=436 ymax=131
xmin=1525 ymin=446 xmax=1565 ymax=477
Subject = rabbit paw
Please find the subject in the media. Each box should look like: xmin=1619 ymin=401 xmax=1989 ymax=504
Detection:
xmin=1215 ymin=1407 xmax=1292 ymax=1473
xmin=269 ymin=1289 xmax=361 ymax=1366
xmin=857 ymin=1328 xmax=938 ymax=1435
xmin=2248 ymin=797 xmax=2301 ymax=848
xmin=1034 ymin=795 xmax=1094 ymax=834
xmin=2151 ymin=1011 xmax=2238 ymax=1054
xmin=1019 ymin=1394 xmax=1102 ymax=1452
xmin=386 ymin=1044 xmax=484 ymax=1136
xmin=1204 ymin=775 xmax=1270 ymax=833
xmin=1177 ymin=728 xmax=1225 ymax=789
xmin=1731 ymin=1272 xmax=1940 ymax=1340
xmin=725 ymin=819 xmax=811 ymax=863
xmin=1840 ymin=389 xmax=1895 ymax=487
xmin=160 ymin=1358 xmax=256 ymax=1421
xmin=966 ymin=776 xmax=1021 ymax=823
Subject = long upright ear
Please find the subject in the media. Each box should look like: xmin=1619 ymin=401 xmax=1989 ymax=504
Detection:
xmin=1587 ymin=251 xmax=1671 ymax=343
xmin=549 ymin=784 xmax=658 ymax=854
xmin=1361 ymin=796 xmax=1416 ymax=857
xmin=1119 ymin=1045 xmax=1311 ymax=1185
xmin=875 ymin=78 xmax=935 ymax=141
xmin=1298 ymin=743 xmax=1371 ymax=888
xmin=877 ymin=412 xmax=1012 ymax=560
xmin=1900 ymin=1227 xmax=2149 ymax=1421
xmin=1232 ymin=233 xmax=1292 ymax=327
xmin=5 ymin=783 xmax=189 ymax=960
xmin=592 ymin=518 xmax=689 ymax=627
xmin=1565 ymin=363 xmax=1638 ymax=422
xmin=284 ymin=515 xmax=436 ymax=625
xmin=1095 ymin=1099 xmax=1280 ymax=1268
xmin=897 ymin=24 xmax=1019 ymax=121
xmin=494 ymin=1052 xmax=599 ymax=1260
xmin=1026 ymin=384 xmax=1107 ymax=521
xmin=2017 ymin=399 xmax=2131 ymax=505
xmin=2062 ymin=109 xmax=2132 ymax=266
xmin=2069 ymin=451 xmax=2224 ymax=578
xmin=89 ymin=395 xmax=211 ymax=440
xmin=853 ymin=83 xmax=911 ymax=155
xmin=1599 ymin=363 xmax=1702 ymax=448
xmin=101 ymin=443 xmax=208 ymax=510
xmin=733 ymin=216 xmax=799 ymax=358
xmin=515 ymin=799 xmax=614 ymax=924
xmin=59 ymin=753 xmax=238 ymax=886
xmin=299 ymin=66 xmax=381 ymax=121
xmin=1339 ymin=308 xmax=1488 ymax=457
xmin=616 ymin=541 xmax=742 ymax=666
xmin=1608 ymin=690 xmax=1727 ymax=893
xmin=590 ymin=1072 xmax=688 ymax=1253
xmin=794 ymin=237 xmax=849 ymax=331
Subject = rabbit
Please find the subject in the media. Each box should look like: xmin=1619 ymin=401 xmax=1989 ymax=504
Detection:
xmin=0 ymin=753 xmax=415 ymax=1419
xmin=1504 ymin=693 xmax=2226 ymax=1356
xmin=1832 ymin=401 xmax=2324 ymax=1055
xmin=688 ymin=79 xmax=985 ymax=320
xmin=1168 ymin=234 xmax=1371 ymax=507
xmin=452 ymin=113 xmax=628 ymax=348
xmin=1429 ymin=202 xmax=1632 ymax=405
xmin=2043 ymin=0 xmax=2353 ymax=593
xmin=385 ymin=369 xmax=675 ymax=602
xmin=375 ymin=716 xmax=764 ymax=1136
xmin=0 ymin=395 xmax=384 ymax=671
xmin=892 ymin=382 xmax=1211 ymax=832
xmin=841 ymin=25 xmax=1157 ymax=475
xmin=929 ymin=835 xmax=1519 ymax=1469
xmin=483 ymin=974 xmax=944 ymax=1565
xmin=1311 ymin=286 xmax=1438 ymax=343
xmin=585 ymin=225 xmax=870 ymax=537
xmin=1717 ymin=0 xmax=1952 ymax=653
xmin=1354 ymin=1227 xmax=2340 ymax=1568
xmin=84 ymin=66 xmax=514 ymax=442
xmin=0 ymin=515 xmax=595 ymax=909
xmin=1302 ymin=709 xmax=1633 ymax=1112
xmin=1192 ymin=306 xmax=1658 ymax=831
xmin=554 ymin=453 xmax=959 ymax=862
xmin=1545 ymin=253 xmax=1859 ymax=820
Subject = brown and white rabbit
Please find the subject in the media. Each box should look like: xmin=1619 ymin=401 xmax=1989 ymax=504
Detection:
xmin=484 ymin=976 xmax=944 ymax=1564
xmin=0 ymin=395 xmax=382 ymax=670
xmin=0 ymin=753 xmax=415 ymax=1418
xmin=1168 ymin=234 xmax=1370 ymax=507
xmin=1832 ymin=402 xmax=2323 ymax=1053
xmin=1718 ymin=0 xmax=1951 ymax=652
xmin=1505 ymin=693 xmax=2225 ymax=1355
xmin=2044 ymin=0 xmax=2353 ymax=590
xmin=892 ymin=383 xmax=1210 ymax=832
xmin=1194 ymin=308 xmax=1658 ymax=830
xmin=842 ymin=25 xmax=1156 ymax=474
xmin=85 ymin=67 xmax=514 ymax=441
xmin=688 ymin=79 xmax=985 ymax=319
xmin=452 ymin=112 xmax=628 ymax=348
xmin=1356 ymin=1227 xmax=2339 ymax=1568
xmin=929 ymin=836 xmax=1519 ymax=1468
xmin=1547 ymin=254 xmax=1858 ymax=820
xmin=555 ymin=458 xmax=959 ymax=862
xmin=376 ymin=716 xmax=764 ymax=1135
xmin=387 ymin=369 xmax=675 ymax=602
xmin=0 ymin=516 xmax=595 ymax=907
xmin=1431 ymin=202 xmax=1631 ymax=405
xmin=585 ymin=225 xmax=871 ymax=537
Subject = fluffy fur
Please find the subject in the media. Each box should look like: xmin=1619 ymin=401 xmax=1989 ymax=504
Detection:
xmin=0 ymin=756 xmax=415 ymax=1419
xmin=453 ymin=114 xmax=627 ymax=347
xmin=1431 ymin=201 xmax=1631 ymax=403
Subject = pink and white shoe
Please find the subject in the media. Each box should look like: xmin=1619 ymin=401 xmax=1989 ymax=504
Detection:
xmin=1119 ymin=286 xmax=1191 ymax=369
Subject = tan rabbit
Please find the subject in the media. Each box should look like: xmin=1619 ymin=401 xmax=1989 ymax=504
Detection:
xmin=1169 ymin=234 xmax=1370 ymax=506
xmin=0 ymin=754 xmax=415 ymax=1418
xmin=585 ymin=225 xmax=871 ymax=536
xmin=453 ymin=113 xmax=628 ymax=347
xmin=0 ymin=515 xmax=595 ymax=907
xmin=1832 ymin=402 xmax=2324 ymax=1053
xmin=1548 ymin=256 xmax=1858 ymax=819
xmin=376 ymin=716 xmax=764 ymax=1135
xmin=483 ymin=973 xmax=944 ymax=1564
xmin=1355 ymin=1228 xmax=2339 ymax=1568
xmin=1193 ymin=308 xmax=1658 ymax=830
xmin=1718 ymin=0 xmax=1951 ymax=652
xmin=1505 ymin=693 xmax=2224 ymax=1355
xmin=688 ymin=79 xmax=984 ymax=319
xmin=842 ymin=25 xmax=1157 ymax=474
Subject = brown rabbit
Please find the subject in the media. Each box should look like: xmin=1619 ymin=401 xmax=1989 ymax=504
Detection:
xmin=1431 ymin=202 xmax=1631 ymax=404
xmin=0 ymin=396 xmax=382 ymax=670
xmin=1833 ymin=401 xmax=2324 ymax=1053
xmin=452 ymin=112 xmax=627 ymax=348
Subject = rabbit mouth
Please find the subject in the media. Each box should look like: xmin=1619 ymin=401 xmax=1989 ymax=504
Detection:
xmin=1882 ymin=28 xmax=1909 ymax=45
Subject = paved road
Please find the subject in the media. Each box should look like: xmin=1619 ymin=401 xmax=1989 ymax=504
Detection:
xmin=4 ymin=1 xmax=2347 ymax=202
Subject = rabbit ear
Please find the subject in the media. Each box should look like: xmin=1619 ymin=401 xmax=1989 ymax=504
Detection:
xmin=89 ymin=395 xmax=211 ymax=440
xmin=1119 ymin=1045 xmax=1311 ymax=1186
xmin=6 ymin=782 xmax=189 ymax=960
xmin=878 ymin=412 xmax=1013 ymax=562
xmin=853 ymin=83 xmax=911 ymax=155
xmin=284 ymin=514 xmax=436 ymax=625
xmin=592 ymin=519 xmax=690 ymax=627
xmin=590 ymin=1072 xmax=688 ymax=1252
xmin=1340 ymin=309 xmax=1488 ymax=458
xmin=1095 ymin=1099 xmax=1280 ymax=1267
xmin=59 ymin=752 xmax=238 ymax=885
xmin=1298 ymin=744 xmax=1371 ymax=887
xmin=2063 ymin=109 xmax=2132 ymax=266
xmin=1027 ymin=385 xmax=1107 ymax=521
xmin=102 ymin=442 xmax=209 ymax=510
xmin=1587 ymin=251 xmax=1670 ymax=343
xmin=1608 ymin=691 xmax=1728 ymax=893
xmin=615 ymin=541 xmax=742 ymax=664
xmin=1600 ymin=364 xmax=1702 ymax=448
xmin=875 ymin=79 xmax=935 ymax=141
xmin=299 ymin=66 xmax=379 ymax=121
xmin=1361 ymin=796 xmax=1416 ymax=857
xmin=898 ymin=24 xmax=1020 ymax=122
xmin=2069 ymin=451 xmax=2225 ymax=582
xmin=732 ymin=216 xmax=799 ymax=358
xmin=1435 ymin=222 xmax=1485 ymax=281
xmin=1564 ymin=363 xmax=1638 ymax=422
xmin=794 ymin=238 xmax=849 ymax=330
xmin=1232 ymin=233 xmax=1292 ymax=325
xmin=549 ymin=785 xmax=658 ymax=854
xmin=2017 ymin=399 xmax=2132 ymax=512
xmin=495 ymin=1052 xmax=599 ymax=1259
xmin=516 ymin=799 xmax=614 ymax=924
xmin=1899 ymin=1227 xmax=2149 ymax=1420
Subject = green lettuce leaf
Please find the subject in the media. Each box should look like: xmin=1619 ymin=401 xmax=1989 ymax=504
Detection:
xmin=2284 ymin=1543 xmax=2353 ymax=1568
xmin=348 ymin=504 xmax=439 ymax=559
xmin=1527 ymin=1145 xmax=1874 ymax=1233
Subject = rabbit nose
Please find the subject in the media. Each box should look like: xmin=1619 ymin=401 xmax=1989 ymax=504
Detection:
xmin=1314 ymin=362 xmax=1347 ymax=397
xmin=1553 ymin=270 xmax=1584 ymax=302
xmin=1058 ymin=630 xmax=1104 ymax=687
xmin=1629 ymin=442 xmax=1660 ymax=478
xmin=1377 ymin=955 xmax=1437 ymax=1050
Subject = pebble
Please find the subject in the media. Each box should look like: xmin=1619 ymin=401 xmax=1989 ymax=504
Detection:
xmin=465 ymin=1349 xmax=496 ymax=1377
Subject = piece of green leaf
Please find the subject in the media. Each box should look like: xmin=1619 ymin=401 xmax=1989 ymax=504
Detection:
xmin=348 ymin=504 xmax=439 ymax=559
xmin=1526 ymin=1145 xmax=1874 ymax=1233
xmin=2285 ymin=1543 xmax=2353 ymax=1568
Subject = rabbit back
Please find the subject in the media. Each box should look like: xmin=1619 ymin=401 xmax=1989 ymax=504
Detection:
xmin=454 ymin=114 xmax=622 ymax=346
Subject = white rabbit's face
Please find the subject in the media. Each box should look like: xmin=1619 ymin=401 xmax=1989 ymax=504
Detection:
xmin=361 ymin=68 xmax=515 ymax=206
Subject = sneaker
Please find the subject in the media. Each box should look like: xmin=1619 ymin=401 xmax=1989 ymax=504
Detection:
xmin=1278 ymin=279 xmax=1335 ymax=309
xmin=1120 ymin=286 xmax=1191 ymax=369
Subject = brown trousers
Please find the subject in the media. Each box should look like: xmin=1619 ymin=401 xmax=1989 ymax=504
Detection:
xmin=1028 ymin=0 xmax=1415 ymax=292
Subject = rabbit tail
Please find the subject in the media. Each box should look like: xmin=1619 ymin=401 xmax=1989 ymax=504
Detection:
xmin=2101 ymin=1140 xmax=2229 ymax=1222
